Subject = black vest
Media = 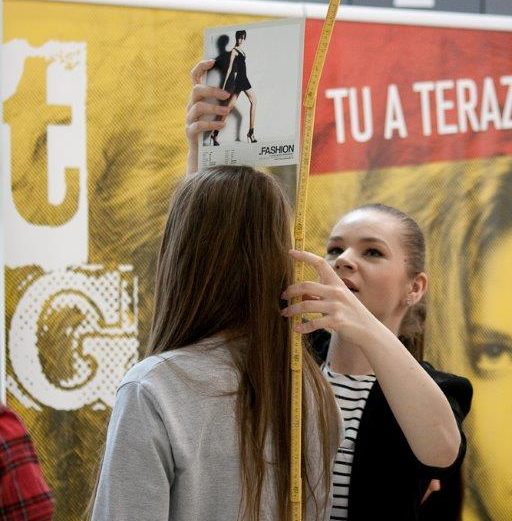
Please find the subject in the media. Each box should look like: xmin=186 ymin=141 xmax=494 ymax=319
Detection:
xmin=309 ymin=330 xmax=473 ymax=521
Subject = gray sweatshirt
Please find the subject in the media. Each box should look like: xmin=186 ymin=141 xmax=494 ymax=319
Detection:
xmin=91 ymin=338 xmax=341 ymax=521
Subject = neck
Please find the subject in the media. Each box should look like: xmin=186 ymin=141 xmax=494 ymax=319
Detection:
xmin=326 ymin=332 xmax=374 ymax=375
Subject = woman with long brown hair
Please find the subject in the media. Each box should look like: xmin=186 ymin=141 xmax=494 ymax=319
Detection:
xmin=90 ymin=166 xmax=342 ymax=521
xmin=186 ymin=61 xmax=472 ymax=521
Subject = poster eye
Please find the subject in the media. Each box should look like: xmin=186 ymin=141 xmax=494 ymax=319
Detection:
xmin=471 ymin=343 xmax=512 ymax=375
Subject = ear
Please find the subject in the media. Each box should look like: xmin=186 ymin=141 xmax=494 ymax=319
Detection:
xmin=408 ymin=272 xmax=428 ymax=305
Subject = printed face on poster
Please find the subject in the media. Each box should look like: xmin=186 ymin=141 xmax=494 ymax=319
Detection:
xmin=199 ymin=19 xmax=304 ymax=168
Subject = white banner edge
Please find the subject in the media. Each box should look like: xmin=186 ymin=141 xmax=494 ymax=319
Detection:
xmin=8 ymin=0 xmax=512 ymax=32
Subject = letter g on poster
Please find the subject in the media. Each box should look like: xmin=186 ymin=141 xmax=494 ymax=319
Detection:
xmin=2 ymin=40 xmax=140 ymax=411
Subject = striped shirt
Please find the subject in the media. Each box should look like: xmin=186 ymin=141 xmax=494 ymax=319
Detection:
xmin=322 ymin=363 xmax=376 ymax=521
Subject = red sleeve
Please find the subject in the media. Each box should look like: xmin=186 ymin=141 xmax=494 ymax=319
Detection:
xmin=0 ymin=406 xmax=54 ymax=521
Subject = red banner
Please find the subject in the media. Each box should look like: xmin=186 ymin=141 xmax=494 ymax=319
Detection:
xmin=304 ymin=20 xmax=512 ymax=173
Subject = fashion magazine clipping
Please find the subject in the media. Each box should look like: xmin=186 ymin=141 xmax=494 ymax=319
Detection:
xmin=199 ymin=19 xmax=304 ymax=168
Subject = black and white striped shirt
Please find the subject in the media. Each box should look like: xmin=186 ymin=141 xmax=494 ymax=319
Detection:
xmin=322 ymin=363 xmax=376 ymax=521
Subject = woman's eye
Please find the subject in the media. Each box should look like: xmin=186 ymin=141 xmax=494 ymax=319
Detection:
xmin=471 ymin=343 xmax=512 ymax=375
xmin=327 ymin=247 xmax=343 ymax=256
xmin=365 ymin=248 xmax=383 ymax=257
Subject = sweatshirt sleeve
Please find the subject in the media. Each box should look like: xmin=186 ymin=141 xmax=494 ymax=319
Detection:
xmin=91 ymin=381 xmax=174 ymax=521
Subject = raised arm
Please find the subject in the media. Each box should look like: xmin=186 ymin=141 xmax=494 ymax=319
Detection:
xmin=221 ymin=50 xmax=236 ymax=91
xmin=281 ymin=249 xmax=462 ymax=469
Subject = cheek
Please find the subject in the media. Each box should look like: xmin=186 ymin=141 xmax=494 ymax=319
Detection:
xmin=469 ymin=379 xmax=512 ymax=517
xmin=472 ymin=379 xmax=512 ymax=451
xmin=363 ymin=267 xmax=406 ymax=307
xmin=366 ymin=266 xmax=402 ymax=291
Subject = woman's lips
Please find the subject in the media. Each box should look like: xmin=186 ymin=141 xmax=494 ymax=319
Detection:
xmin=341 ymin=278 xmax=359 ymax=292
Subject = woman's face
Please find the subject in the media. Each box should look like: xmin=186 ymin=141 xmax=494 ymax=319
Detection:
xmin=325 ymin=209 xmax=422 ymax=333
xmin=467 ymin=232 xmax=512 ymax=520
xmin=236 ymin=37 xmax=245 ymax=47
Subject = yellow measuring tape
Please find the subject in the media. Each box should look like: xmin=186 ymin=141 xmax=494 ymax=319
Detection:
xmin=290 ymin=1 xmax=341 ymax=520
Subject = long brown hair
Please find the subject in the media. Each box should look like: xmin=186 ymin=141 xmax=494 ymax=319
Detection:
xmin=148 ymin=166 xmax=340 ymax=520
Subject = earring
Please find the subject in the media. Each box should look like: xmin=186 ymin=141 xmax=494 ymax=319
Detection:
xmin=405 ymin=298 xmax=412 ymax=306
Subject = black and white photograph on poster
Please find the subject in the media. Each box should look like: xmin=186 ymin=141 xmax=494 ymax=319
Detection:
xmin=199 ymin=19 xmax=304 ymax=168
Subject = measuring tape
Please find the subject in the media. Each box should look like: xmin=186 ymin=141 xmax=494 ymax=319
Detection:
xmin=290 ymin=1 xmax=341 ymax=520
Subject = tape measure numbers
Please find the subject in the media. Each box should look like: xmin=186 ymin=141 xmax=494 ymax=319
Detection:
xmin=290 ymin=2 xmax=341 ymax=520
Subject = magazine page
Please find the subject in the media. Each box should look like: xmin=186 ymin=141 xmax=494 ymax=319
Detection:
xmin=199 ymin=18 xmax=304 ymax=168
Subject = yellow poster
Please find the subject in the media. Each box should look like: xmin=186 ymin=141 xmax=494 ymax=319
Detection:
xmin=3 ymin=2 xmax=266 ymax=519
xmin=3 ymin=2 xmax=511 ymax=521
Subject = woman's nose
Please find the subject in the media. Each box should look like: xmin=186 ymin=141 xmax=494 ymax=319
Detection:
xmin=334 ymin=251 xmax=357 ymax=272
